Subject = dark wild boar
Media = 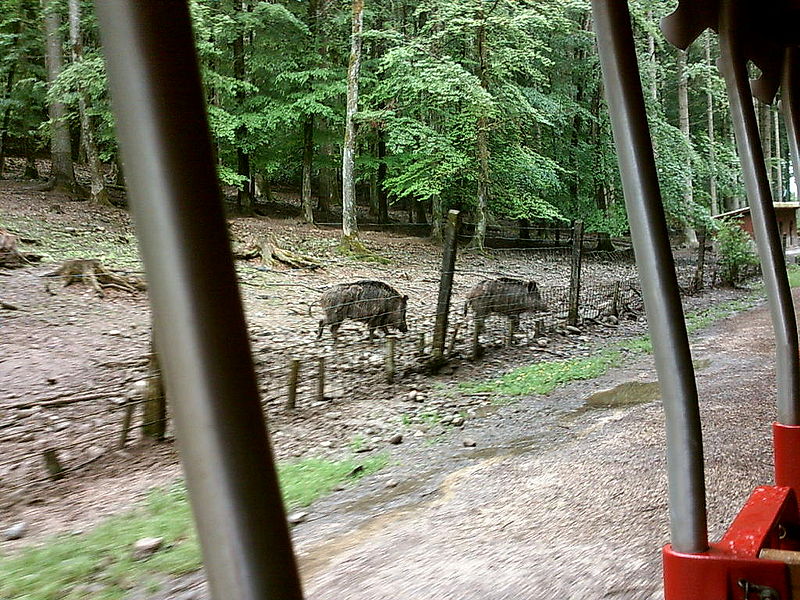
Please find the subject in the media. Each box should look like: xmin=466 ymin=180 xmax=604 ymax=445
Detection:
xmin=317 ymin=280 xmax=409 ymax=342
xmin=464 ymin=277 xmax=547 ymax=335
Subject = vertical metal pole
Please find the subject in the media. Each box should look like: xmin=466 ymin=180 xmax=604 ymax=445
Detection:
xmin=94 ymin=3 xmax=304 ymax=599
xmin=784 ymin=48 xmax=800 ymax=203
xmin=591 ymin=0 xmax=708 ymax=554
xmin=719 ymin=0 xmax=800 ymax=426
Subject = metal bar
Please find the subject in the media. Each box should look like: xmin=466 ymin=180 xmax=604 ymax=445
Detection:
xmin=591 ymin=0 xmax=708 ymax=554
xmin=718 ymin=0 xmax=800 ymax=426
xmin=783 ymin=48 xmax=800 ymax=205
xmin=94 ymin=3 xmax=304 ymax=599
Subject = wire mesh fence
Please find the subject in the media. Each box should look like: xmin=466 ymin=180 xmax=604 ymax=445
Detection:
xmin=0 ymin=221 xmax=724 ymax=500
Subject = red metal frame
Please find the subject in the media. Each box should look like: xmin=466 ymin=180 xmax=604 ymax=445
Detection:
xmin=663 ymin=425 xmax=800 ymax=599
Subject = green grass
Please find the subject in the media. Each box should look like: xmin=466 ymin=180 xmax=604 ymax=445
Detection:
xmin=459 ymin=349 xmax=622 ymax=397
xmin=787 ymin=264 xmax=800 ymax=288
xmin=0 ymin=455 xmax=387 ymax=600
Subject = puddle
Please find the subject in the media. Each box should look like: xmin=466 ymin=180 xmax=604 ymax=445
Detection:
xmin=584 ymin=381 xmax=661 ymax=409
xmin=465 ymin=435 xmax=548 ymax=460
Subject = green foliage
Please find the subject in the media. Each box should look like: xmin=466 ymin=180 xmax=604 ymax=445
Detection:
xmin=0 ymin=455 xmax=387 ymax=600
xmin=715 ymin=217 xmax=759 ymax=286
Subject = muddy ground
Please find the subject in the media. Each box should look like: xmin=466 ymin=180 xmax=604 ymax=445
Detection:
xmin=0 ymin=177 xmax=769 ymax=598
xmin=138 ymin=276 xmax=783 ymax=600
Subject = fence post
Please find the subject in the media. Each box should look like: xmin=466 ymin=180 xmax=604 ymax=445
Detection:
xmin=286 ymin=358 xmax=300 ymax=410
xmin=568 ymin=220 xmax=584 ymax=327
xmin=385 ymin=335 xmax=396 ymax=383
xmin=691 ymin=229 xmax=706 ymax=293
xmin=316 ymin=356 xmax=325 ymax=402
xmin=417 ymin=332 xmax=426 ymax=357
xmin=119 ymin=399 xmax=135 ymax=448
xmin=143 ymin=329 xmax=167 ymax=440
xmin=430 ymin=210 xmax=460 ymax=367
xmin=612 ymin=280 xmax=621 ymax=316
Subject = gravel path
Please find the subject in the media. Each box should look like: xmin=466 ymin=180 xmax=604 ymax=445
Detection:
xmin=137 ymin=288 xmax=785 ymax=600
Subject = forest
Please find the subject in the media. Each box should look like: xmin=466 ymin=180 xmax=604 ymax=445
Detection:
xmin=0 ymin=0 xmax=790 ymax=249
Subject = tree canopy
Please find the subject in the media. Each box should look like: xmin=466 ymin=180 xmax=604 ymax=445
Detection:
xmin=0 ymin=0 xmax=787 ymax=245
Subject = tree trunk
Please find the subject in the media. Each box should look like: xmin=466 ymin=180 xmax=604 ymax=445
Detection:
xmin=678 ymin=49 xmax=698 ymax=247
xmin=706 ymin=33 xmax=718 ymax=216
xmin=647 ymin=10 xmax=658 ymax=104
xmin=377 ymin=125 xmax=389 ymax=222
xmin=414 ymin=199 xmax=427 ymax=224
xmin=341 ymin=0 xmax=364 ymax=243
xmin=302 ymin=116 xmax=315 ymax=223
xmin=68 ymin=0 xmax=109 ymax=205
xmin=42 ymin=0 xmax=79 ymax=195
xmin=471 ymin=17 xmax=490 ymax=252
xmin=232 ymin=10 xmax=252 ymax=214
xmin=301 ymin=0 xmax=318 ymax=224
xmin=430 ymin=194 xmax=443 ymax=243
xmin=761 ymin=101 xmax=773 ymax=196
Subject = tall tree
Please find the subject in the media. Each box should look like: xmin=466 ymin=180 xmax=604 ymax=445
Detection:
xmin=68 ymin=0 xmax=109 ymax=205
xmin=341 ymin=0 xmax=363 ymax=249
xmin=41 ymin=0 xmax=78 ymax=195
xmin=677 ymin=48 xmax=698 ymax=246
xmin=705 ymin=32 xmax=718 ymax=216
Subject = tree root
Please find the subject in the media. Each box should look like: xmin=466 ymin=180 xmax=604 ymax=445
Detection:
xmin=234 ymin=233 xmax=322 ymax=270
xmin=43 ymin=258 xmax=146 ymax=297
xmin=337 ymin=235 xmax=390 ymax=264
xmin=0 ymin=229 xmax=42 ymax=268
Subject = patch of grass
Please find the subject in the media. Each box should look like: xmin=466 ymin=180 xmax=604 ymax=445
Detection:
xmin=457 ymin=293 xmax=761 ymax=400
xmin=459 ymin=350 xmax=622 ymax=397
xmin=787 ymin=265 xmax=800 ymax=288
xmin=0 ymin=455 xmax=387 ymax=600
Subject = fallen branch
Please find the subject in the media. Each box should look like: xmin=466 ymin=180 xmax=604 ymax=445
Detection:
xmin=10 ymin=390 xmax=122 ymax=410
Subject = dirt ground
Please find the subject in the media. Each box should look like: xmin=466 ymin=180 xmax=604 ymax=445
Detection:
xmin=0 ymin=179 xmax=771 ymax=599
xmin=137 ymin=276 xmax=784 ymax=600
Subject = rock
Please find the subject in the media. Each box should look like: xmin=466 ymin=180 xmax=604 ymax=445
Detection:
xmin=388 ymin=433 xmax=403 ymax=445
xmin=107 ymin=329 xmax=122 ymax=336
xmin=46 ymin=377 xmax=57 ymax=385
xmin=132 ymin=537 xmax=164 ymax=560
xmin=287 ymin=512 xmax=308 ymax=525
xmin=406 ymin=390 xmax=419 ymax=401
xmin=320 ymin=440 xmax=333 ymax=448
xmin=3 ymin=522 xmax=28 ymax=541
xmin=462 ymin=438 xmax=477 ymax=448
xmin=605 ymin=315 xmax=619 ymax=325
xmin=452 ymin=416 xmax=465 ymax=427
xmin=565 ymin=325 xmax=581 ymax=335
xmin=385 ymin=479 xmax=399 ymax=489
xmin=536 ymin=338 xmax=550 ymax=347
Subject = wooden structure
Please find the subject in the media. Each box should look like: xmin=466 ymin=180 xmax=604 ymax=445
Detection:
xmin=716 ymin=202 xmax=800 ymax=245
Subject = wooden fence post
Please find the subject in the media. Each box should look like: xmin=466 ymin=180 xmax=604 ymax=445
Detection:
xmin=119 ymin=399 xmax=134 ymax=448
xmin=143 ymin=329 xmax=167 ymax=440
xmin=286 ymin=358 xmax=300 ymax=410
xmin=568 ymin=220 xmax=584 ymax=327
xmin=430 ymin=210 xmax=460 ymax=366
xmin=316 ymin=356 xmax=325 ymax=402
xmin=611 ymin=280 xmax=621 ymax=316
xmin=385 ymin=336 xmax=396 ymax=383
